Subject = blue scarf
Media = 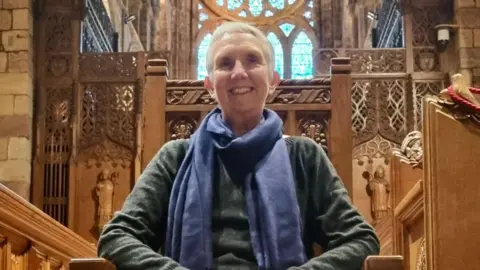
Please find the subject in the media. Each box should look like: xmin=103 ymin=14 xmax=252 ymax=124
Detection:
xmin=165 ymin=108 xmax=307 ymax=269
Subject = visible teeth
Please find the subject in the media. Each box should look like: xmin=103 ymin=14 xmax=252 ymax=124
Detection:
xmin=231 ymin=87 xmax=252 ymax=94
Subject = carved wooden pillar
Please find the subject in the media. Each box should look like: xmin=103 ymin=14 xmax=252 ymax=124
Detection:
xmin=141 ymin=59 xmax=168 ymax=170
xmin=330 ymin=58 xmax=353 ymax=198
xmin=32 ymin=0 xmax=83 ymax=227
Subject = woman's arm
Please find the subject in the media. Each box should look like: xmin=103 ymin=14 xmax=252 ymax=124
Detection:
xmin=97 ymin=139 xmax=189 ymax=270
xmin=292 ymin=139 xmax=380 ymax=270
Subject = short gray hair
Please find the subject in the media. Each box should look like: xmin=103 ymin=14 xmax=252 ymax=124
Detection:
xmin=205 ymin=22 xmax=275 ymax=78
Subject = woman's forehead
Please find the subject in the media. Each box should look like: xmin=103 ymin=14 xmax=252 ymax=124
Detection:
xmin=211 ymin=33 xmax=267 ymax=57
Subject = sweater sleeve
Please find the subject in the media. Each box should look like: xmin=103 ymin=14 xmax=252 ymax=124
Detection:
xmin=292 ymin=139 xmax=380 ymax=270
xmin=97 ymin=139 xmax=189 ymax=270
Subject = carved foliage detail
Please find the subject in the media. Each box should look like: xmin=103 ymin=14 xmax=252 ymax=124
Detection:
xmin=166 ymin=88 xmax=332 ymax=105
xmin=45 ymin=88 xmax=72 ymax=163
xmin=45 ymin=14 xmax=72 ymax=52
xmin=268 ymin=88 xmax=331 ymax=104
xmin=346 ymin=49 xmax=406 ymax=73
xmin=79 ymin=54 xmax=138 ymax=81
xmin=378 ymin=79 xmax=407 ymax=143
xmin=413 ymin=81 xmax=443 ymax=130
xmin=297 ymin=112 xmax=329 ymax=152
xmin=415 ymin=237 xmax=427 ymax=270
xmin=168 ymin=114 xmax=199 ymax=140
xmin=351 ymin=79 xmax=408 ymax=146
xmin=392 ymin=131 xmax=423 ymax=168
xmin=79 ymin=84 xmax=137 ymax=167
xmin=352 ymin=80 xmax=376 ymax=146
xmin=166 ymin=90 xmax=216 ymax=105
xmin=353 ymin=134 xmax=397 ymax=162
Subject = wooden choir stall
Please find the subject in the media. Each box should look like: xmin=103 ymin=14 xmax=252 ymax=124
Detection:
xmin=390 ymin=75 xmax=480 ymax=270
xmin=0 ymin=56 xmax=402 ymax=269
xmin=67 ymin=56 xmax=402 ymax=270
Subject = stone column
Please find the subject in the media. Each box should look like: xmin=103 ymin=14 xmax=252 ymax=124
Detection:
xmin=455 ymin=0 xmax=480 ymax=87
xmin=0 ymin=0 xmax=34 ymax=200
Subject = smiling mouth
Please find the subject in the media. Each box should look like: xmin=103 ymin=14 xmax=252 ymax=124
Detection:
xmin=229 ymin=87 xmax=254 ymax=95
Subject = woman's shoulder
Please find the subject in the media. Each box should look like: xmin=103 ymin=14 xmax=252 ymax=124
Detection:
xmin=153 ymin=138 xmax=190 ymax=162
xmin=284 ymin=135 xmax=326 ymax=154
xmin=283 ymin=135 xmax=329 ymax=166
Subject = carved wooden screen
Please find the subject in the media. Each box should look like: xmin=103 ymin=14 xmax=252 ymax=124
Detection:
xmin=70 ymin=53 xmax=145 ymax=242
xmin=33 ymin=52 xmax=146 ymax=242
xmin=142 ymin=58 xmax=353 ymax=196
xmin=164 ymin=79 xmax=330 ymax=148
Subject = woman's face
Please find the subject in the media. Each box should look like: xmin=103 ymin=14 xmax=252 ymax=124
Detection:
xmin=204 ymin=32 xmax=279 ymax=121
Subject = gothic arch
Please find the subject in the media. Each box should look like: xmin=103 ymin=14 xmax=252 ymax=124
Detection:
xmin=195 ymin=0 xmax=317 ymax=79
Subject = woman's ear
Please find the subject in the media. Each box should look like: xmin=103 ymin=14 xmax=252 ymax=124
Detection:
xmin=204 ymin=76 xmax=216 ymax=98
xmin=269 ymin=71 xmax=281 ymax=95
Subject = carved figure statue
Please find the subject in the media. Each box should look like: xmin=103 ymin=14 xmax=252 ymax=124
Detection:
xmin=96 ymin=169 xmax=116 ymax=233
xmin=365 ymin=165 xmax=391 ymax=223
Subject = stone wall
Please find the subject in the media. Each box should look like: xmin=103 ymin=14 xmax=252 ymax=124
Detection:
xmin=455 ymin=0 xmax=480 ymax=86
xmin=0 ymin=0 xmax=34 ymax=200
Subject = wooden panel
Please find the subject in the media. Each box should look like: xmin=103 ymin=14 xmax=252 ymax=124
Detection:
xmin=423 ymin=96 xmax=480 ymax=270
xmin=393 ymin=179 xmax=424 ymax=267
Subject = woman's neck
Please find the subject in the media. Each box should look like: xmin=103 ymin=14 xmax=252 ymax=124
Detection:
xmin=223 ymin=112 xmax=263 ymax=136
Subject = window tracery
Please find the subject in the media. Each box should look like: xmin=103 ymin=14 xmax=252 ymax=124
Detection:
xmin=196 ymin=0 xmax=317 ymax=79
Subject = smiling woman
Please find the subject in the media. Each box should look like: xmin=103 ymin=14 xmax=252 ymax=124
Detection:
xmin=97 ymin=22 xmax=380 ymax=270
xmin=203 ymin=24 xmax=280 ymax=135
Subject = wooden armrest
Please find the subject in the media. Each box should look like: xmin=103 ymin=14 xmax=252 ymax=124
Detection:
xmin=70 ymin=258 xmax=116 ymax=270
xmin=364 ymin=255 xmax=404 ymax=270
xmin=70 ymin=255 xmax=403 ymax=270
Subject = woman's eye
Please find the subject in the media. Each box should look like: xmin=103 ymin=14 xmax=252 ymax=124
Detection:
xmin=247 ymin=55 xmax=258 ymax=63
xmin=220 ymin=59 xmax=232 ymax=67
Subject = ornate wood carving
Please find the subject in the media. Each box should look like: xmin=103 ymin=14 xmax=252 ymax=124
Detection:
xmin=95 ymin=170 xmax=117 ymax=233
xmin=415 ymin=237 xmax=427 ymax=270
xmin=79 ymin=54 xmax=139 ymax=82
xmin=79 ymin=83 xmax=137 ymax=168
xmin=168 ymin=113 xmax=199 ymax=140
xmin=33 ymin=0 xmax=80 ymax=227
xmin=351 ymin=78 xmax=408 ymax=146
xmin=297 ymin=112 xmax=329 ymax=152
xmin=364 ymin=164 xmax=391 ymax=224
xmin=392 ymin=131 xmax=423 ymax=169
xmin=346 ymin=49 xmax=406 ymax=73
xmin=165 ymin=78 xmax=332 ymax=105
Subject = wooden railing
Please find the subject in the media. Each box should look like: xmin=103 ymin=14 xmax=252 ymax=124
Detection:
xmin=0 ymin=184 xmax=96 ymax=270
xmin=70 ymin=256 xmax=404 ymax=270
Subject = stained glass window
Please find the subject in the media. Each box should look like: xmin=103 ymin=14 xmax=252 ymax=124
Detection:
xmin=249 ymin=0 xmax=263 ymax=16
xmin=228 ymin=0 xmax=242 ymax=10
xmin=291 ymin=32 xmax=313 ymax=79
xmin=266 ymin=32 xmax=284 ymax=78
xmin=279 ymin=23 xmax=295 ymax=37
xmin=197 ymin=34 xmax=212 ymax=80
xmin=196 ymin=0 xmax=316 ymax=79
xmin=270 ymin=0 xmax=285 ymax=9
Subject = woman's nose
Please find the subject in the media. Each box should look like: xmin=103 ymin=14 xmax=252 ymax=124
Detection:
xmin=231 ymin=60 xmax=248 ymax=79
